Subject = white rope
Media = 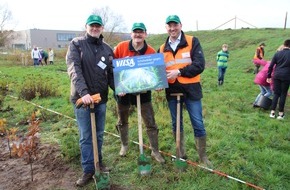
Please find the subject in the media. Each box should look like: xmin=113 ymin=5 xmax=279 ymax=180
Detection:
xmin=6 ymin=95 xmax=265 ymax=190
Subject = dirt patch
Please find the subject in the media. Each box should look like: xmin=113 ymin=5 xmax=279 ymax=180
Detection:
xmin=0 ymin=137 xmax=81 ymax=190
xmin=0 ymin=137 xmax=127 ymax=190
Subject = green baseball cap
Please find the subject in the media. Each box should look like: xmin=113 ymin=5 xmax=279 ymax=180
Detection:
xmin=132 ymin=22 xmax=147 ymax=31
xmin=86 ymin=15 xmax=103 ymax=26
xmin=166 ymin=15 xmax=181 ymax=24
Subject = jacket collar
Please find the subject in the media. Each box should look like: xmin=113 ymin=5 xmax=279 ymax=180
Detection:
xmin=86 ymin=33 xmax=104 ymax=45
xmin=164 ymin=31 xmax=188 ymax=52
xmin=129 ymin=40 xmax=148 ymax=55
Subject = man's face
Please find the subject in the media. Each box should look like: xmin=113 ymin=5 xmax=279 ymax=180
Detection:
xmin=131 ymin=29 xmax=147 ymax=43
xmin=86 ymin=23 xmax=103 ymax=38
xmin=165 ymin=22 xmax=182 ymax=39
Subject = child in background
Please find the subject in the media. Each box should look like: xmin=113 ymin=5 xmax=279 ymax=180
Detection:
xmin=253 ymin=61 xmax=273 ymax=107
xmin=216 ymin=44 xmax=229 ymax=85
xmin=253 ymin=43 xmax=266 ymax=74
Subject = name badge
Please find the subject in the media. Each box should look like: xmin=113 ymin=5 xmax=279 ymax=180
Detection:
xmin=182 ymin=52 xmax=190 ymax=58
xmin=97 ymin=61 xmax=107 ymax=70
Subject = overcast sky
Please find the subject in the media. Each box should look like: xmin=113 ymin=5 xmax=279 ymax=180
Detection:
xmin=2 ymin=0 xmax=289 ymax=34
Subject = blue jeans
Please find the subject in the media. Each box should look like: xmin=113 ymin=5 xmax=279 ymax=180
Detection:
xmin=254 ymin=85 xmax=272 ymax=104
xmin=168 ymin=98 xmax=206 ymax=137
xmin=74 ymin=103 xmax=106 ymax=174
xmin=218 ymin=66 xmax=227 ymax=82
xmin=33 ymin=58 xmax=39 ymax=66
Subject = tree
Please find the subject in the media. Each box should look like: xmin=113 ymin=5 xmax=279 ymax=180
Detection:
xmin=92 ymin=6 xmax=128 ymax=47
xmin=0 ymin=3 xmax=13 ymax=48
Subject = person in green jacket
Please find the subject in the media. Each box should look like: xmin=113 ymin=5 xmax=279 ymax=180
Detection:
xmin=216 ymin=44 xmax=229 ymax=85
xmin=40 ymin=49 xmax=48 ymax=65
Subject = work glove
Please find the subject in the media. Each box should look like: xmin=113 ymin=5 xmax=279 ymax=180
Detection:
xmin=75 ymin=93 xmax=102 ymax=108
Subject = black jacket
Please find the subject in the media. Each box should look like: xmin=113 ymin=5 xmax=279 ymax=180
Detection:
xmin=268 ymin=48 xmax=290 ymax=81
xmin=66 ymin=33 xmax=114 ymax=104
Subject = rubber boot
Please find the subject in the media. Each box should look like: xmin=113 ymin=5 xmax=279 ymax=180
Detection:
xmin=147 ymin=130 xmax=165 ymax=163
xmin=117 ymin=124 xmax=128 ymax=157
xmin=195 ymin=136 xmax=213 ymax=168
xmin=173 ymin=132 xmax=187 ymax=159
xmin=116 ymin=103 xmax=130 ymax=157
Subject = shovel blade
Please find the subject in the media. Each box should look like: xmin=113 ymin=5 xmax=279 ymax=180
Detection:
xmin=138 ymin=154 xmax=152 ymax=176
xmin=93 ymin=172 xmax=110 ymax=190
xmin=174 ymin=159 xmax=188 ymax=172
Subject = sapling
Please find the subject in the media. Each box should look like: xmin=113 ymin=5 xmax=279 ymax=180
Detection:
xmin=0 ymin=119 xmax=19 ymax=158
xmin=11 ymin=113 xmax=41 ymax=181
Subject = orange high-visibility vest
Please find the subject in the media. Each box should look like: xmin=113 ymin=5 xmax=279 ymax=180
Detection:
xmin=160 ymin=35 xmax=200 ymax=84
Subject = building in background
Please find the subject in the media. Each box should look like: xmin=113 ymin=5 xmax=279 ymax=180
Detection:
xmin=8 ymin=29 xmax=85 ymax=50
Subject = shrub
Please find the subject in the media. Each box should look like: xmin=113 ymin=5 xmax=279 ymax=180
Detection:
xmin=19 ymin=75 xmax=59 ymax=100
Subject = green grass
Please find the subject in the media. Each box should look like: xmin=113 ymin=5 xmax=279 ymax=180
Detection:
xmin=1 ymin=28 xmax=290 ymax=190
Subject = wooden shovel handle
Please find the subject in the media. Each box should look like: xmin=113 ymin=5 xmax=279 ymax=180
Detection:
xmin=170 ymin=93 xmax=183 ymax=159
xmin=90 ymin=104 xmax=100 ymax=171
xmin=137 ymin=94 xmax=143 ymax=155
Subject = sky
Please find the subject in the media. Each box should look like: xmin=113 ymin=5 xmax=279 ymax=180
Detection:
xmin=2 ymin=0 xmax=290 ymax=34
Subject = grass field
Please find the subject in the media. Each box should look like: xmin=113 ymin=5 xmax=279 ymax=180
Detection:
xmin=1 ymin=28 xmax=289 ymax=190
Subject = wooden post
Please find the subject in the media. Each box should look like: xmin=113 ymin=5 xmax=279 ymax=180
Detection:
xmin=284 ymin=12 xmax=288 ymax=30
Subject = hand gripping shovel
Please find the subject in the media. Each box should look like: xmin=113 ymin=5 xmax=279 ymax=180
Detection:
xmin=136 ymin=94 xmax=152 ymax=175
xmin=90 ymin=103 xmax=110 ymax=189
xmin=171 ymin=93 xmax=187 ymax=171
xmin=76 ymin=94 xmax=101 ymax=108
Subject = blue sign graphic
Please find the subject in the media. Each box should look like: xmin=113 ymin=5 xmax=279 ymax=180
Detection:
xmin=113 ymin=53 xmax=168 ymax=94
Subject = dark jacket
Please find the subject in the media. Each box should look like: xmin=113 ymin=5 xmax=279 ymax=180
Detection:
xmin=66 ymin=33 xmax=114 ymax=104
xmin=267 ymin=48 xmax=290 ymax=81
xmin=158 ymin=31 xmax=205 ymax=101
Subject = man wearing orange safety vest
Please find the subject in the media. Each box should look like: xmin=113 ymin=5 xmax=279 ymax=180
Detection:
xmin=253 ymin=43 xmax=266 ymax=74
xmin=158 ymin=15 xmax=212 ymax=168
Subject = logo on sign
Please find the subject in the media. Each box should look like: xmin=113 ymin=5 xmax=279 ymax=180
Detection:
xmin=115 ymin=58 xmax=135 ymax=67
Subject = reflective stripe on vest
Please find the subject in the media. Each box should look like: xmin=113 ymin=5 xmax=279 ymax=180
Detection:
xmin=160 ymin=35 xmax=200 ymax=84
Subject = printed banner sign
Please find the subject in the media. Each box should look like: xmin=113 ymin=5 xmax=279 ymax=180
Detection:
xmin=113 ymin=53 xmax=168 ymax=94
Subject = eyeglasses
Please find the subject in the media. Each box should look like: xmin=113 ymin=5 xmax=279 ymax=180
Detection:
xmin=133 ymin=30 xmax=145 ymax=34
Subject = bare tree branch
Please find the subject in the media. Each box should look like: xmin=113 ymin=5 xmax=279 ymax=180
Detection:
xmin=0 ymin=3 xmax=13 ymax=48
xmin=91 ymin=6 xmax=127 ymax=46
xmin=0 ymin=4 xmax=12 ymax=32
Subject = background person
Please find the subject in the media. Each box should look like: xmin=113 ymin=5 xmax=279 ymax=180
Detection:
xmin=114 ymin=22 xmax=165 ymax=163
xmin=267 ymin=39 xmax=290 ymax=119
xmin=31 ymin=46 xmax=42 ymax=66
xmin=253 ymin=43 xmax=266 ymax=74
xmin=216 ymin=44 xmax=229 ymax=85
xmin=66 ymin=14 xmax=114 ymax=187
xmin=48 ymin=48 xmax=54 ymax=64
xmin=42 ymin=49 xmax=48 ymax=65
xmin=158 ymin=15 xmax=212 ymax=167
xmin=38 ymin=48 xmax=48 ymax=65
xmin=253 ymin=61 xmax=273 ymax=107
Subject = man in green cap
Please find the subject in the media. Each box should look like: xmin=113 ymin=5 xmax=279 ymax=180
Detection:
xmin=66 ymin=14 xmax=115 ymax=187
xmin=114 ymin=22 xmax=165 ymax=164
xmin=158 ymin=15 xmax=212 ymax=168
